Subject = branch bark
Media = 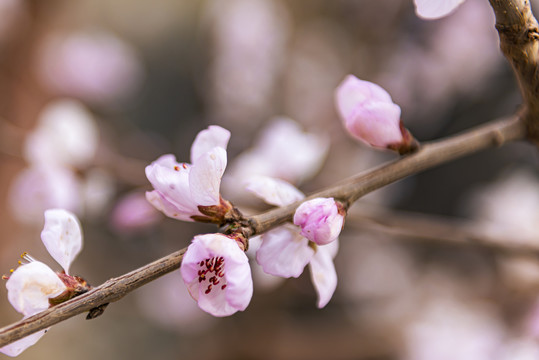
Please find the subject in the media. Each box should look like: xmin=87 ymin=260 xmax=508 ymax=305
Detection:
xmin=489 ymin=0 xmax=539 ymax=141
xmin=0 ymin=114 xmax=526 ymax=348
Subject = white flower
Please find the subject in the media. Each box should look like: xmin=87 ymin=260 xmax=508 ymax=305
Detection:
xmin=245 ymin=175 xmax=339 ymax=308
xmin=145 ymin=126 xmax=231 ymax=223
xmin=0 ymin=209 xmax=85 ymax=357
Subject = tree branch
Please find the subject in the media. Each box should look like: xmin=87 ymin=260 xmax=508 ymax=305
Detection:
xmin=0 ymin=114 xmax=526 ymax=348
xmin=489 ymin=0 xmax=539 ymax=140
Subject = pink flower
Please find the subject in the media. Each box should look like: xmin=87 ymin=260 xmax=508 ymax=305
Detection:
xmin=414 ymin=0 xmax=465 ymax=19
xmin=181 ymin=233 xmax=253 ymax=317
xmin=37 ymin=31 xmax=143 ymax=105
xmin=245 ymin=175 xmax=339 ymax=308
xmin=110 ymin=191 xmax=162 ymax=233
xmin=1 ymin=209 xmax=88 ymax=357
xmin=335 ymin=75 xmax=417 ymax=153
xmin=293 ymin=197 xmax=344 ymax=246
xmin=145 ymin=126 xmax=232 ymax=223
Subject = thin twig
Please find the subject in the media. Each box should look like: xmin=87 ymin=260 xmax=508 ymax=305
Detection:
xmin=346 ymin=206 xmax=539 ymax=256
xmin=0 ymin=114 xmax=526 ymax=347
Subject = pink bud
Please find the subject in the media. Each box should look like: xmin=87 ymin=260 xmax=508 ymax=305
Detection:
xmin=335 ymin=75 xmax=416 ymax=153
xmin=293 ymin=198 xmax=344 ymax=246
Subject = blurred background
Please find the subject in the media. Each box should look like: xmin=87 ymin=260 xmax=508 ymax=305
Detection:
xmin=2 ymin=0 xmax=539 ymax=358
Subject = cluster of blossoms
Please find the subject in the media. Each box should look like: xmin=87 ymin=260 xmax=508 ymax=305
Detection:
xmin=1 ymin=209 xmax=88 ymax=357
xmin=2 ymin=70 xmax=416 ymax=351
xmin=141 ymin=67 xmax=418 ymax=316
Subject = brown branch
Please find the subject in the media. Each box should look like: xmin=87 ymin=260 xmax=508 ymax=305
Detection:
xmin=0 ymin=114 xmax=525 ymax=348
xmin=489 ymin=0 xmax=539 ymax=140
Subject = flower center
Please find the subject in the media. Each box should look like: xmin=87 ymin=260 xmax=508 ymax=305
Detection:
xmin=197 ymin=256 xmax=227 ymax=294
xmin=173 ymin=163 xmax=188 ymax=171
xmin=2 ymin=252 xmax=35 ymax=280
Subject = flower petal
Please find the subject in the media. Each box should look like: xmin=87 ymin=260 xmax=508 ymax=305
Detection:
xmin=6 ymin=261 xmax=67 ymax=316
xmin=309 ymin=242 xmax=338 ymax=308
xmin=190 ymin=125 xmax=230 ymax=163
xmin=0 ymin=329 xmax=48 ymax=357
xmin=245 ymin=175 xmax=304 ymax=207
xmin=335 ymin=75 xmax=394 ymax=119
xmin=189 ymin=147 xmax=227 ymax=206
xmin=256 ymin=225 xmax=314 ymax=278
xmin=145 ymin=191 xmax=194 ymax=222
xmin=414 ymin=0 xmax=465 ymax=19
xmin=145 ymin=154 xmax=199 ymax=218
xmin=41 ymin=209 xmax=83 ymax=274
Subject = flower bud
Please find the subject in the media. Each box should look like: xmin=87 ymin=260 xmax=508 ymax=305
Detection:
xmin=335 ymin=75 xmax=418 ymax=154
xmin=293 ymin=198 xmax=344 ymax=246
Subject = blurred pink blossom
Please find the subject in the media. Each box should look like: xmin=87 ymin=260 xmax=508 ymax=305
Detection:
xmin=9 ymin=166 xmax=82 ymax=224
xmin=145 ymin=126 xmax=231 ymax=223
xmin=181 ymin=233 xmax=253 ymax=317
xmin=205 ymin=0 xmax=290 ymax=126
xmin=414 ymin=0 xmax=465 ymax=19
xmin=37 ymin=31 xmax=143 ymax=105
xmin=404 ymin=299 xmax=503 ymax=360
xmin=110 ymin=191 xmax=161 ymax=233
xmin=24 ymin=99 xmax=99 ymax=168
xmin=293 ymin=197 xmax=344 ymax=246
xmin=223 ymin=117 xmax=329 ymax=198
xmin=466 ymin=169 xmax=539 ymax=243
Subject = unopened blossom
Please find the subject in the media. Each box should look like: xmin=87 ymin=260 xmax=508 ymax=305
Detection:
xmin=414 ymin=0 xmax=465 ymax=19
xmin=181 ymin=233 xmax=253 ymax=317
xmin=293 ymin=197 xmax=344 ymax=246
xmin=145 ymin=125 xmax=232 ymax=223
xmin=335 ymin=75 xmax=417 ymax=154
xmin=245 ymin=175 xmax=340 ymax=308
xmin=1 ymin=209 xmax=88 ymax=357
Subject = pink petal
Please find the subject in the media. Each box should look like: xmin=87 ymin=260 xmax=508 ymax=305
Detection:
xmin=0 ymin=329 xmax=48 ymax=357
xmin=145 ymin=190 xmax=195 ymax=222
xmin=309 ymin=242 xmax=338 ymax=308
xmin=190 ymin=125 xmax=230 ymax=163
xmin=256 ymin=225 xmax=314 ymax=278
xmin=346 ymin=102 xmax=403 ymax=147
xmin=414 ymin=0 xmax=465 ymax=19
xmin=245 ymin=175 xmax=304 ymax=207
xmin=335 ymin=75 xmax=394 ymax=120
xmin=189 ymin=147 xmax=227 ymax=206
xmin=6 ymin=261 xmax=66 ymax=316
xmin=41 ymin=209 xmax=83 ymax=274
xmin=335 ymin=75 xmax=403 ymax=149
